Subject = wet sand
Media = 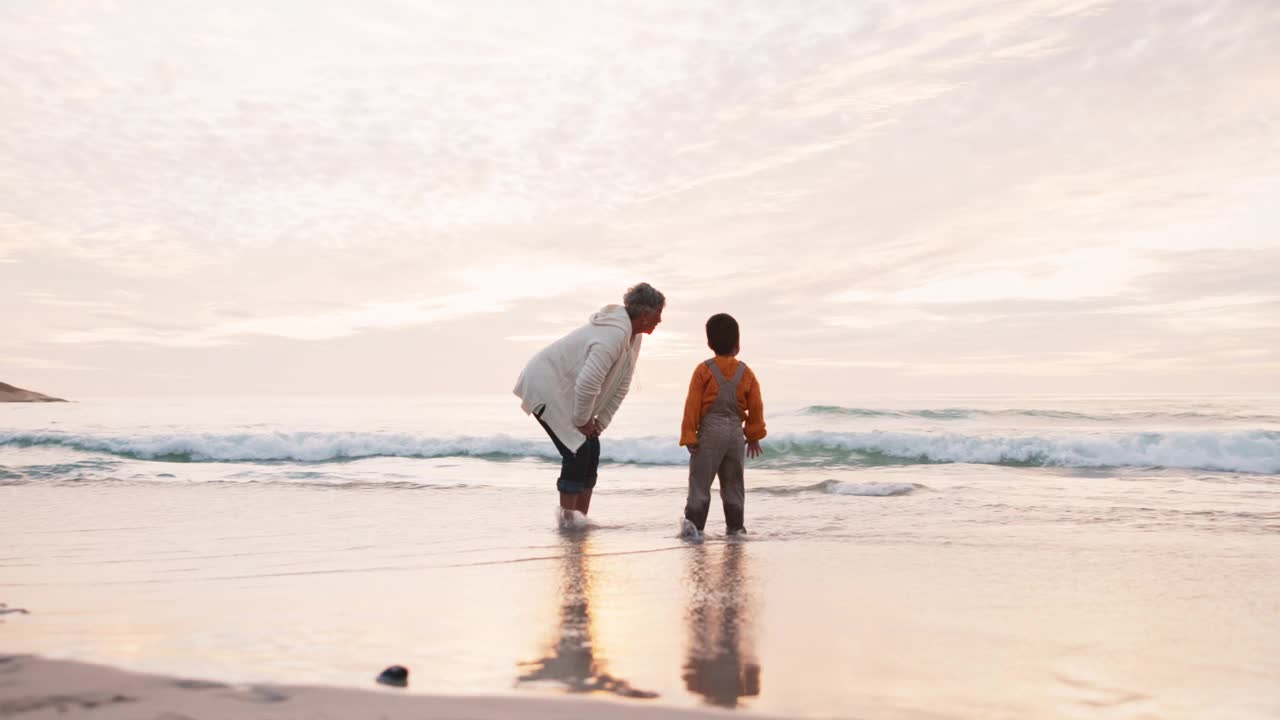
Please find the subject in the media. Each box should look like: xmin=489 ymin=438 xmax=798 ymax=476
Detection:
xmin=0 ymin=655 xmax=779 ymax=719
xmin=4 ymin=468 xmax=1279 ymax=718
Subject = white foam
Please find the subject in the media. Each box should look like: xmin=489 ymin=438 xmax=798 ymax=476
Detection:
xmin=557 ymin=508 xmax=591 ymax=531
xmin=0 ymin=430 xmax=564 ymax=463
xmin=825 ymin=481 xmax=918 ymax=496
xmin=677 ymin=517 xmax=703 ymax=541
xmin=766 ymin=429 xmax=1280 ymax=475
xmin=2 ymin=428 xmax=1277 ymax=474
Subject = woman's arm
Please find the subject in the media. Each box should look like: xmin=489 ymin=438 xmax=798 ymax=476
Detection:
xmin=571 ymin=330 xmax=626 ymax=427
xmin=594 ymin=349 xmax=635 ymax=432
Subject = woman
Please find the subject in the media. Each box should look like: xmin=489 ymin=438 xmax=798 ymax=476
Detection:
xmin=514 ymin=282 xmax=665 ymax=519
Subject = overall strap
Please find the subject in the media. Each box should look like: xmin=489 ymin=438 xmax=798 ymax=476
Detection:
xmin=705 ymin=358 xmax=728 ymax=386
xmin=705 ymin=359 xmax=745 ymax=419
xmin=706 ymin=358 xmax=747 ymax=387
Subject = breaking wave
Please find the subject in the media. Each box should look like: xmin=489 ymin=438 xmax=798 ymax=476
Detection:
xmin=799 ymin=406 xmax=1280 ymax=423
xmin=2 ymin=429 xmax=1277 ymax=474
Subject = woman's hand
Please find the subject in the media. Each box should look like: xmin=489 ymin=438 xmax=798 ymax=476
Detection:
xmin=577 ymin=419 xmax=602 ymax=437
xmin=687 ymin=444 xmax=699 ymax=456
xmin=746 ymin=440 xmax=763 ymax=459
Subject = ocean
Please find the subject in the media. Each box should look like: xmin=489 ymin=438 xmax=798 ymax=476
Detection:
xmin=3 ymin=394 xmax=1278 ymax=718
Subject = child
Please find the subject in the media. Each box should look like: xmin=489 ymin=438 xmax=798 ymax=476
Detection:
xmin=680 ymin=313 xmax=766 ymax=536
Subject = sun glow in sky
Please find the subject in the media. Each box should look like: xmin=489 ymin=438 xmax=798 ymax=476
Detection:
xmin=2 ymin=1 xmax=1278 ymax=402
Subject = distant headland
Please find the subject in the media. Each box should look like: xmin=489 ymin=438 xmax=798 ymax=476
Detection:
xmin=0 ymin=382 xmax=67 ymax=402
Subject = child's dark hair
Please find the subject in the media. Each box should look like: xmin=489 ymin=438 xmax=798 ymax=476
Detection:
xmin=706 ymin=313 xmax=739 ymax=356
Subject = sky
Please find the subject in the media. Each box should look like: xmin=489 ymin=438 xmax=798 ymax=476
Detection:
xmin=2 ymin=0 xmax=1279 ymax=403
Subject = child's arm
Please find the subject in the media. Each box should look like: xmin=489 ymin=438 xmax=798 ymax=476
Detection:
xmin=747 ymin=366 xmax=762 ymax=445
xmin=679 ymin=365 xmax=707 ymax=451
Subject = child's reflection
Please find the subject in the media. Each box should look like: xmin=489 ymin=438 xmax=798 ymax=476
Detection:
xmin=516 ymin=534 xmax=656 ymax=699
xmin=683 ymin=542 xmax=761 ymax=708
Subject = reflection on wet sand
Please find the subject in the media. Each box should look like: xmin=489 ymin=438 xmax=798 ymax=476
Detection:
xmin=516 ymin=534 xmax=657 ymax=699
xmin=683 ymin=541 xmax=760 ymax=709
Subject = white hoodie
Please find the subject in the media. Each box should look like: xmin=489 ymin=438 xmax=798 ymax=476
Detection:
xmin=513 ymin=304 xmax=642 ymax=451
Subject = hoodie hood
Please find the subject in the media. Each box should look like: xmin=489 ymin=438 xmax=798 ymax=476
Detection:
xmin=589 ymin=304 xmax=633 ymax=333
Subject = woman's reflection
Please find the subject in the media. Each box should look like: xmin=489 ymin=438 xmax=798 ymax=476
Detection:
xmin=516 ymin=534 xmax=656 ymax=699
xmin=683 ymin=541 xmax=761 ymax=708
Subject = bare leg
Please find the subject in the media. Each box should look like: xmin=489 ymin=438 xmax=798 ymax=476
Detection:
xmin=575 ymin=488 xmax=593 ymax=515
xmin=559 ymin=492 xmax=579 ymax=512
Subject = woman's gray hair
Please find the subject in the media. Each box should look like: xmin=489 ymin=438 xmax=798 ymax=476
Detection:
xmin=623 ymin=282 xmax=665 ymax=318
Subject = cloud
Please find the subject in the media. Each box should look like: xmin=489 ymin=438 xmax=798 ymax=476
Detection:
xmin=826 ymin=247 xmax=1159 ymax=305
xmin=18 ymin=291 xmax=122 ymax=311
xmin=50 ymin=257 xmax=625 ymax=346
xmin=2 ymin=355 xmax=98 ymax=372
xmin=0 ymin=217 xmax=217 ymax=278
xmin=4 ymin=1 xmax=1279 ymax=393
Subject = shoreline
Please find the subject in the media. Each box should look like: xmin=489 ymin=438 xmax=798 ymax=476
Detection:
xmin=0 ymin=655 xmax=782 ymax=719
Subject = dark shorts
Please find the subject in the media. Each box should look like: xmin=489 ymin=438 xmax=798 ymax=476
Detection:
xmin=535 ymin=410 xmax=600 ymax=494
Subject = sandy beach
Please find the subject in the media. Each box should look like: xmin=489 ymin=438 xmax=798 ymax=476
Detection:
xmin=4 ymin=396 xmax=1280 ymax=718
xmin=0 ymin=655 xmax=780 ymax=719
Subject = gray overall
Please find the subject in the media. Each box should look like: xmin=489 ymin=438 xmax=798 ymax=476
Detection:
xmin=684 ymin=359 xmax=747 ymax=533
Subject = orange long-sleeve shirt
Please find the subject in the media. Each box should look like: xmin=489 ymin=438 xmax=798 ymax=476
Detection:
xmin=680 ymin=356 xmax=766 ymax=447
